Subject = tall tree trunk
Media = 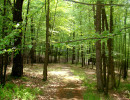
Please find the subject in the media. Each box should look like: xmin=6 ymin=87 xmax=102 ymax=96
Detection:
xmin=123 ymin=5 xmax=128 ymax=80
xmin=11 ymin=0 xmax=24 ymax=77
xmin=95 ymin=0 xmax=104 ymax=92
xmin=102 ymin=6 xmax=107 ymax=88
xmin=43 ymin=0 xmax=50 ymax=81
xmin=107 ymin=0 xmax=116 ymax=89
xmin=0 ymin=0 xmax=6 ymax=84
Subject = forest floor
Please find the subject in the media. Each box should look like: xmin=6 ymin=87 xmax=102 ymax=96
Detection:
xmin=6 ymin=63 xmax=130 ymax=100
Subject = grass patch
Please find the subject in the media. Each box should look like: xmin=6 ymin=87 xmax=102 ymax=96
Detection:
xmin=83 ymin=91 xmax=101 ymax=100
xmin=116 ymin=83 xmax=130 ymax=99
xmin=117 ymin=83 xmax=130 ymax=92
xmin=0 ymin=83 xmax=42 ymax=100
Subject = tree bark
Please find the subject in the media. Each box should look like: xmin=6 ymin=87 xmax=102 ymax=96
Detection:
xmin=123 ymin=5 xmax=128 ymax=80
xmin=102 ymin=6 xmax=107 ymax=88
xmin=11 ymin=0 xmax=24 ymax=77
xmin=81 ymin=45 xmax=84 ymax=67
xmin=43 ymin=0 xmax=50 ymax=81
xmin=107 ymin=0 xmax=116 ymax=89
xmin=95 ymin=0 xmax=104 ymax=92
xmin=72 ymin=32 xmax=75 ymax=64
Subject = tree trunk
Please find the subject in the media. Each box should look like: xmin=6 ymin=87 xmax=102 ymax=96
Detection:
xmin=43 ymin=0 xmax=50 ymax=81
xmin=0 ymin=0 xmax=6 ymax=84
xmin=102 ymin=6 xmax=107 ymax=88
xmin=95 ymin=0 xmax=104 ymax=92
xmin=123 ymin=5 xmax=128 ymax=80
xmin=72 ymin=32 xmax=75 ymax=64
xmin=81 ymin=45 xmax=84 ymax=67
xmin=107 ymin=0 xmax=116 ymax=89
xmin=66 ymin=48 xmax=69 ymax=63
xmin=11 ymin=0 xmax=24 ymax=77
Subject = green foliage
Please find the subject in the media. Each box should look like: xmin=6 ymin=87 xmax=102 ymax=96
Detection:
xmin=0 ymin=83 xmax=41 ymax=100
xmin=83 ymin=91 xmax=101 ymax=100
xmin=117 ymin=83 xmax=130 ymax=92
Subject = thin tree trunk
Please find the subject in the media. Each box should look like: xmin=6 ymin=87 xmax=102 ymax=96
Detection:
xmin=23 ymin=0 xmax=30 ymax=46
xmin=43 ymin=0 xmax=50 ymax=81
xmin=72 ymin=32 xmax=75 ymax=64
xmin=102 ymin=6 xmax=107 ymax=88
xmin=123 ymin=5 xmax=128 ymax=80
xmin=66 ymin=48 xmax=69 ymax=62
xmin=81 ymin=45 xmax=84 ymax=67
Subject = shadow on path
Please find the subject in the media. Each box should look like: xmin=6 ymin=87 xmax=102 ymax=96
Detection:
xmin=42 ymin=64 xmax=84 ymax=100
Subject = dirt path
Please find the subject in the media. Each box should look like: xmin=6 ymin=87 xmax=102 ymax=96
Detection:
xmin=39 ymin=64 xmax=85 ymax=100
xmin=7 ymin=64 xmax=85 ymax=100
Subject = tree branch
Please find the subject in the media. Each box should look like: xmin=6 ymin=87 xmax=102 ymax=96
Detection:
xmin=52 ymin=27 xmax=130 ymax=44
xmin=64 ymin=0 xmax=130 ymax=7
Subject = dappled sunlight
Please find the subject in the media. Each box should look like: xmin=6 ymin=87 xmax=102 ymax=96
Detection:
xmin=64 ymin=76 xmax=80 ymax=82
xmin=49 ymin=70 xmax=68 ymax=76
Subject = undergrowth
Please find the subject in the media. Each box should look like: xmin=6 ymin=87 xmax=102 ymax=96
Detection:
xmin=116 ymin=83 xmax=130 ymax=99
xmin=0 ymin=83 xmax=41 ymax=100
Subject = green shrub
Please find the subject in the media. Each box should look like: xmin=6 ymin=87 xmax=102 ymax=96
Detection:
xmin=83 ymin=91 xmax=101 ymax=100
xmin=0 ymin=83 xmax=41 ymax=100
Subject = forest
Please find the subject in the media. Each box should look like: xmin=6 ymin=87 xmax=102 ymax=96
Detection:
xmin=0 ymin=0 xmax=130 ymax=99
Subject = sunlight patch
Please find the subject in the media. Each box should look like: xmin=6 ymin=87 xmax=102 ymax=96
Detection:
xmin=49 ymin=71 xmax=68 ymax=76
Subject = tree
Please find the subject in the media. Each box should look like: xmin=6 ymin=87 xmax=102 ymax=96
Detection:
xmin=95 ymin=0 xmax=104 ymax=92
xmin=107 ymin=0 xmax=116 ymax=89
xmin=43 ymin=0 xmax=50 ymax=81
xmin=11 ymin=0 xmax=24 ymax=77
